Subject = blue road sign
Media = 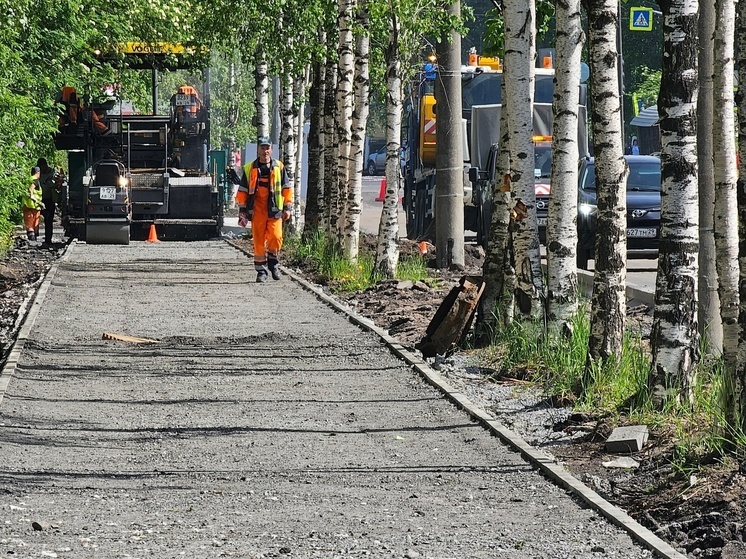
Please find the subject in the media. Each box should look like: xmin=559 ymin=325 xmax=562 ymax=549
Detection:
xmin=630 ymin=7 xmax=653 ymax=31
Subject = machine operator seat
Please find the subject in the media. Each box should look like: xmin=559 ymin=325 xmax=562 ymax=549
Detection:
xmin=171 ymin=85 xmax=204 ymax=125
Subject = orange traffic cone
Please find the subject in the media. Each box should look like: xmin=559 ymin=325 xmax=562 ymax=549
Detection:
xmin=419 ymin=241 xmax=428 ymax=255
xmin=375 ymin=177 xmax=387 ymax=202
xmin=146 ymin=223 xmax=159 ymax=243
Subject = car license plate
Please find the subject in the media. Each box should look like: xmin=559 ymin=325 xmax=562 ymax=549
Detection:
xmin=627 ymin=228 xmax=656 ymax=238
xmin=99 ymin=187 xmax=116 ymax=200
xmin=537 ymin=218 xmax=547 ymax=226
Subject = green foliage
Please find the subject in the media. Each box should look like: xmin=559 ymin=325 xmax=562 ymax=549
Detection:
xmin=633 ymin=66 xmax=662 ymax=110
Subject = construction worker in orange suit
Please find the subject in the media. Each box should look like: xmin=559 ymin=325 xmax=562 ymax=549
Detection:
xmin=236 ymin=137 xmax=292 ymax=282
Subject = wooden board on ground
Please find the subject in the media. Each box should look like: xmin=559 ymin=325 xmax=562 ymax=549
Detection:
xmin=102 ymin=332 xmax=159 ymax=344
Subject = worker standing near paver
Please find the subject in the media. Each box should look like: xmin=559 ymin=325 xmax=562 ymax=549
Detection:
xmin=236 ymin=136 xmax=292 ymax=282
xmin=21 ymin=166 xmax=43 ymax=241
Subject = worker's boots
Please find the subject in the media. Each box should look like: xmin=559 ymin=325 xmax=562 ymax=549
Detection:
xmin=268 ymin=259 xmax=281 ymax=281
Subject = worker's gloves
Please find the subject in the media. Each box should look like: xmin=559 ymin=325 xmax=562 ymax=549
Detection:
xmin=238 ymin=208 xmax=252 ymax=227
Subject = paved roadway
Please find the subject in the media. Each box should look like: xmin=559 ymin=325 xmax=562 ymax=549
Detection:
xmin=0 ymin=239 xmax=681 ymax=558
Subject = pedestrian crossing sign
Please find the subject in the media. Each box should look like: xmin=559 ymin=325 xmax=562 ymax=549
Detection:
xmin=630 ymin=7 xmax=653 ymax=31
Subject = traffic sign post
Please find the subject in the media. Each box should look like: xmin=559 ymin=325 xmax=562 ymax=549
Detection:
xmin=629 ymin=7 xmax=654 ymax=31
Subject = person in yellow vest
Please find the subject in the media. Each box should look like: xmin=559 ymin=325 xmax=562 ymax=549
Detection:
xmin=21 ymin=166 xmax=44 ymax=241
xmin=236 ymin=137 xmax=292 ymax=282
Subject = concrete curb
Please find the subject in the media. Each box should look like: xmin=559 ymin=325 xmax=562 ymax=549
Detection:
xmin=225 ymin=241 xmax=685 ymax=559
xmin=0 ymin=242 xmax=75 ymax=407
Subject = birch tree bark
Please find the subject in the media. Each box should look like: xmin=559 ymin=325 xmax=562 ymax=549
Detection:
xmin=293 ymin=66 xmax=309 ymax=231
xmin=713 ymin=0 xmax=740 ymax=424
xmin=546 ymin=0 xmax=583 ymax=328
xmin=698 ymin=0 xmax=722 ymax=355
xmin=583 ymin=0 xmax=627 ymax=375
xmin=254 ymin=53 xmax=270 ymax=142
xmin=649 ymin=0 xmax=699 ymax=407
xmin=735 ymin=0 xmax=746 ymax=430
xmin=373 ymin=10 xmax=404 ymax=278
xmin=344 ymin=1 xmax=370 ymax=262
xmin=478 ymin=74 xmax=515 ymax=342
xmin=304 ymin=55 xmax=325 ymax=240
xmin=280 ymin=71 xmax=297 ymax=229
xmin=335 ymin=0 xmax=356 ymax=247
xmin=504 ymin=0 xmax=544 ymax=321
xmin=324 ymin=59 xmax=339 ymax=243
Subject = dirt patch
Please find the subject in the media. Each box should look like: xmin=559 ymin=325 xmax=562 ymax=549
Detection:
xmin=4 ymin=232 xmax=746 ymax=558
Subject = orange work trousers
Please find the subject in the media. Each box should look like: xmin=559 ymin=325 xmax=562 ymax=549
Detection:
xmin=23 ymin=207 xmax=40 ymax=234
xmin=251 ymin=210 xmax=283 ymax=271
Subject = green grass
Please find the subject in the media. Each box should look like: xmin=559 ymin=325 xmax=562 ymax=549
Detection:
xmin=471 ymin=304 xmax=745 ymax=471
xmin=283 ymin=229 xmax=430 ymax=292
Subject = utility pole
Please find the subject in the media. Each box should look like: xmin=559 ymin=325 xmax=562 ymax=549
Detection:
xmin=434 ymin=0 xmax=465 ymax=269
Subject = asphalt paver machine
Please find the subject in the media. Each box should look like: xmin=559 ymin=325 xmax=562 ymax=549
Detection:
xmin=54 ymin=42 xmax=224 ymax=244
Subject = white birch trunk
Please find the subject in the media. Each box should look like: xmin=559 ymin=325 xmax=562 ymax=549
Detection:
xmin=304 ymin=55 xmax=325 ymax=239
xmin=478 ymin=74 xmax=515 ymax=340
xmin=323 ymin=59 xmax=339 ymax=242
xmin=344 ymin=2 xmax=370 ymax=262
xmin=713 ymin=0 xmax=740 ymax=409
xmin=585 ymin=0 xmax=627 ymax=370
xmin=698 ymin=0 xmax=723 ymax=355
xmin=504 ymin=0 xmax=544 ymax=321
xmin=280 ymin=72 xmax=297 ymax=229
xmin=336 ymin=0 xmax=356 ymax=248
xmin=546 ymin=0 xmax=583 ymax=327
xmin=293 ymin=67 xmax=309 ymax=230
xmin=373 ymin=17 xmax=403 ymax=278
xmin=255 ymin=54 xmax=270 ymax=142
xmin=736 ymin=0 xmax=746 ymax=430
xmin=649 ymin=0 xmax=699 ymax=407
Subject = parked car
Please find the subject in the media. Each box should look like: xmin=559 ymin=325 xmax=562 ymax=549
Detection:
xmin=576 ymin=155 xmax=661 ymax=269
xmin=366 ymin=145 xmax=387 ymax=176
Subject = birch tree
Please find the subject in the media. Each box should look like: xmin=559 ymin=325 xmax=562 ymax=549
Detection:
xmin=649 ymin=0 xmax=699 ymax=407
xmin=545 ymin=0 xmax=583 ymax=328
xmin=478 ymin=74 xmax=515 ymax=341
xmin=344 ymin=1 xmax=371 ymax=262
xmin=335 ymin=0 xmax=356 ymax=250
xmin=504 ymin=0 xmax=544 ymax=321
xmin=304 ymin=54 xmax=326 ymax=240
xmin=323 ymin=57 xmax=340 ymax=237
xmin=254 ymin=54 xmax=270 ymax=141
xmin=583 ymin=0 xmax=627 ymax=376
xmin=372 ymin=5 xmax=404 ymax=278
xmin=713 ymin=0 xmax=740 ymax=424
xmin=368 ymin=0 xmax=456 ymax=278
xmin=698 ymin=0 xmax=722 ymax=355
xmin=280 ymin=70 xmax=297 ymax=227
xmin=293 ymin=67 xmax=310 ymax=230
xmin=735 ymin=0 xmax=746 ymax=430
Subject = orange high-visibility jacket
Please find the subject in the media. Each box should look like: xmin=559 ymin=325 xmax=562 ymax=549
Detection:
xmin=236 ymin=159 xmax=292 ymax=217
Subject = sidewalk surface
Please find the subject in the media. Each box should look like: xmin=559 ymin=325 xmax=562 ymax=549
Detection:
xmin=0 ymin=240 xmax=660 ymax=558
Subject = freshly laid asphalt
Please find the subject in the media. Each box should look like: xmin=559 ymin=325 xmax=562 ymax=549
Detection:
xmin=0 ymin=240 xmax=684 ymax=558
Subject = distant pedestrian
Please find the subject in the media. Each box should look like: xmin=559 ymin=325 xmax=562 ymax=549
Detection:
xmin=631 ymin=138 xmax=640 ymax=155
xmin=36 ymin=158 xmax=59 ymax=245
xmin=236 ymin=136 xmax=292 ymax=282
xmin=22 ymin=166 xmax=43 ymax=241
